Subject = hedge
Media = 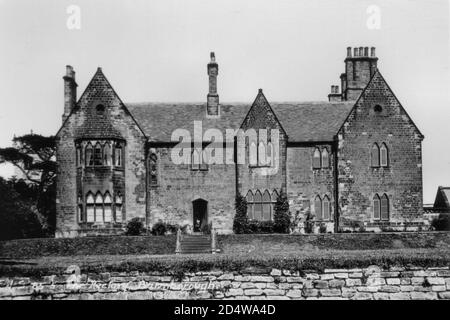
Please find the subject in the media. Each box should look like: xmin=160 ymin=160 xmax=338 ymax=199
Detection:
xmin=0 ymin=248 xmax=449 ymax=277
xmin=0 ymin=235 xmax=176 ymax=259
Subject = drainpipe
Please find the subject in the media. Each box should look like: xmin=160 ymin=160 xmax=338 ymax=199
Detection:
xmin=333 ymin=135 xmax=340 ymax=233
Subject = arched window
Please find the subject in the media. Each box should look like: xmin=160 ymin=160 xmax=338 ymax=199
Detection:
xmin=381 ymin=194 xmax=389 ymax=221
xmin=313 ymin=148 xmax=321 ymax=169
xmin=262 ymin=190 xmax=271 ymax=221
xmin=76 ymin=147 xmax=82 ymax=167
xmin=191 ymin=148 xmax=200 ymax=171
xmin=249 ymin=142 xmax=257 ymax=166
xmin=95 ymin=192 xmax=103 ymax=222
xmin=77 ymin=193 xmax=83 ymax=222
xmin=323 ymin=195 xmax=331 ymax=220
xmin=149 ymin=153 xmax=158 ymax=185
xmin=115 ymin=193 xmax=123 ymax=223
xmin=200 ymin=149 xmax=208 ymax=171
xmin=86 ymin=192 xmax=95 ymax=222
xmin=373 ymin=194 xmax=381 ymax=220
xmin=94 ymin=142 xmax=103 ymax=166
xmin=85 ymin=143 xmax=94 ymax=167
xmin=315 ymin=195 xmax=322 ymax=220
xmin=104 ymin=192 xmax=112 ymax=223
xmin=254 ymin=190 xmax=263 ymax=220
xmin=321 ymin=148 xmax=329 ymax=168
xmin=271 ymin=189 xmax=279 ymax=217
xmin=266 ymin=142 xmax=274 ymax=167
xmin=103 ymin=143 xmax=112 ymax=166
xmin=258 ymin=142 xmax=266 ymax=166
xmin=115 ymin=144 xmax=123 ymax=167
xmin=380 ymin=143 xmax=388 ymax=167
xmin=371 ymin=143 xmax=380 ymax=167
xmin=246 ymin=190 xmax=254 ymax=220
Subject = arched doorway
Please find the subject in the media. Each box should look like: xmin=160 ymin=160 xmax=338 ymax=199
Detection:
xmin=192 ymin=199 xmax=208 ymax=232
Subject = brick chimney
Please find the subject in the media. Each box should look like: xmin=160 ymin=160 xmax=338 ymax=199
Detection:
xmin=341 ymin=46 xmax=378 ymax=100
xmin=63 ymin=65 xmax=78 ymax=122
xmin=328 ymin=85 xmax=342 ymax=102
xmin=207 ymin=52 xmax=219 ymax=117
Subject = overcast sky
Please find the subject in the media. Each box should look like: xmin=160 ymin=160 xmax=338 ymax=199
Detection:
xmin=0 ymin=0 xmax=448 ymax=203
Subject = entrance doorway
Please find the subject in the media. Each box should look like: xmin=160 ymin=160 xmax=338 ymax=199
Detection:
xmin=193 ymin=199 xmax=208 ymax=232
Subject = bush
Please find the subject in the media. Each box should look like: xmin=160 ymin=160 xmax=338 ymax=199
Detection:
xmin=304 ymin=211 xmax=315 ymax=234
xmin=431 ymin=213 xmax=450 ymax=231
xmin=233 ymin=194 xmax=248 ymax=234
xmin=319 ymin=223 xmax=327 ymax=234
xmin=151 ymin=221 xmax=167 ymax=236
xmin=201 ymin=222 xmax=212 ymax=235
xmin=125 ymin=218 xmax=145 ymax=236
xmin=273 ymin=191 xmax=291 ymax=233
xmin=165 ymin=224 xmax=178 ymax=234
xmin=247 ymin=220 xmax=275 ymax=234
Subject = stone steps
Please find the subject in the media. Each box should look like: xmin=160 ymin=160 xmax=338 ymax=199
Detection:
xmin=179 ymin=235 xmax=212 ymax=254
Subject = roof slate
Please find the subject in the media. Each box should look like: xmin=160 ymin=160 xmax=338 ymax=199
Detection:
xmin=126 ymin=101 xmax=354 ymax=143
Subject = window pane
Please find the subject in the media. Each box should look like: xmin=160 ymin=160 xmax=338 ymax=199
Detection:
xmin=258 ymin=142 xmax=266 ymax=166
xmin=321 ymin=149 xmax=329 ymax=168
xmin=115 ymin=147 xmax=122 ymax=166
xmin=78 ymin=205 xmax=83 ymax=222
xmin=323 ymin=196 xmax=330 ymax=220
xmin=85 ymin=145 xmax=93 ymax=166
xmin=254 ymin=191 xmax=262 ymax=220
xmin=380 ymin=144 xmax=388 ymax=167
xmin=373 ymin=195 xmax=380 ymax=219
xmin=200 ymin=150 xmax=208 ymax=171
xmin=87 ymin=206 xmax=95 ymax=222
xmin=313 ymin=148 xmax=321 ymax=169
xmin=381 ymin=194 xmax=389 ymax=220
xmin=94 ymin=143 xmax=103 ymax=165
xmin=104 ymin=206 xmax=112 ymax=222
xmin=115 ymin=205 xmax=122 ymax=222
xmin=262 ymin=190 xmax=271 ymax=220
xmin=371 ymin=144 xmax=380 ymax=167
xmin=315 ymin=196 xmax=322 ymax=220
xmin=266 ymin=142 xmax=273 ymax=167
xmin=192 ymin=149 xmax=200 ymax=170
xmin=246 ymin=191 xmax=253 ymax=219
xmin=103 ymin=143 xmax=111 ymax=166
xmin=249 ymin=142 xmax=257 ymax=166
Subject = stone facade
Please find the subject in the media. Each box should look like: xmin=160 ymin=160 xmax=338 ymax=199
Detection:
xmin=1 ymin=266 xmax=450 ymax=300
xmin=55 ymin=46 xmax=424 ymax=237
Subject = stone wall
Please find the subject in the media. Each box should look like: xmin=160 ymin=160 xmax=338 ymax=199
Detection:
xmin=2 ymin=266 xmax=449 ymax=300
xmin=337 ymin=70 xmax=424 ymax=231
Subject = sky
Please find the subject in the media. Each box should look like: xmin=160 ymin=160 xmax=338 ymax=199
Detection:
xmin=0 ymin=0 xmax=449 ymax=203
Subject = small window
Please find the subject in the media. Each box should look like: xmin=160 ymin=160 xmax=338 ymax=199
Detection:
xmin=95 ymin=192 xmax=103 ymax=222
xmin=321 ymin=148 xmax=329 ymax=168
xmin=103 ymin=143 xmax=112 ymax=166
xmin=94 ymin=143 xmax=103 ymax=166
xmin=323 ymin=195 xmax=331 ymax=220
xmin=373 ymin=194 xmax=381 ymax=220
xmin=115 ymin=193 xmax=123 ymax=223
xmin=254 ymin=190 xmax=263 ymax=221
xmin=315 ymin=195 xmax=322 ymax=220
xmin=246 ymin=191 xmax=254 ymax=220
xmin=381 ymin=194 xmax=389 ymax=221
xmin=86 ymin=193 xmax=95 ymax=222
xmin=374 ymin=105 xmax=382 ymax=113
xmin=266 ymin=142 xmax=274 ymax=167
xmin=104 ymin=192 xmax=112 ymax=222
xmin=191 ymin=148 xmax=200 ymax=171
xmin=85 ymin=143 xmax=94 ymax=167
xmin=249 ymin=142 xmax=257 ymax=166
xmin=200 ymin=149 xmax=208 ymax=171
xmin=115 ymin=145 xmax=123 ymax=167
xmin=380 ymin=143 xmax=388 ymax=167
xmin=149 ymin=153 xmax=158 ymax=185
xmin=96 ymin=104 xmax=105 ymax=115
xmin=262 ymin=190 xmax=271 ymax=221
xmin=76 ymin=147 xmax=82 ymax=167
xmin=313 ymin=148 xmax=321 ymax=169
xmin=258 ymin=142 xmax=266 ymax=166
xmin=371 ymin=143 xmax=380 ymax=167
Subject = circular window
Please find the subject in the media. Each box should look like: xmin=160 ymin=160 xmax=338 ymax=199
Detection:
xmin=96 ymin=104 xmax=105 ymax=114
xmin=374 ymin=105 xmax=382 ymax=113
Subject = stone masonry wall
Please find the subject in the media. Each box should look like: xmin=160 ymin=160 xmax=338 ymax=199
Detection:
xmin=1 ymin=266 xmax=450 ymax=300
xmin=337 ymin=71 xmax=424 ymax=231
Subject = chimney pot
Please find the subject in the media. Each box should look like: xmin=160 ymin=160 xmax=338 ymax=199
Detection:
xmin=359 ymin=47 xmax=364 ymax=56
xmin=347 ymin=47 xmax=352 ymax=57
xmin=354 ymin=48 xmax=358 ymax=57
xmin=371 ymin=47 xmax=376 ymax=57
xmin=210 ymin=52 xmax=215 ymax=62
xmin=364 ymin=47 xmax=369 ymax=56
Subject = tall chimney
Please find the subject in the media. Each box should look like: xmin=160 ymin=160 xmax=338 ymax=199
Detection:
xmin=207 ymin=52 xmax=219 ymax=117
xmin=63 ymin=65 xmax=78 ymax=122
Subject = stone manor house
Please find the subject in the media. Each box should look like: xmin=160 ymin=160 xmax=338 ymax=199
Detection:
xmin=55 ymin=47 xmax=424 ymax=237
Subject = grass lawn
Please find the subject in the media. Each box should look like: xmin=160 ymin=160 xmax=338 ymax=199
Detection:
xmin=1 ymin=248 xmax=449 ymax=277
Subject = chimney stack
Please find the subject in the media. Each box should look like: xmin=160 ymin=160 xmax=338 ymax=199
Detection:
xmin=328 ymin=85 xmax=342 ymax=102
xmin=207 ymin=52 xmax=219 ymax=117
xmin=63 ymin=65 xmax=78 ymax=122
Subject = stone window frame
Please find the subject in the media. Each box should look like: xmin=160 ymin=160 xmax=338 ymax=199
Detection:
xmin=81 ymin=190 xmax=124 ymax=224
xmin=373 ymin=193 xmax=390 ymax=221
xmin=79 ymin=139 xmax=124 ymax=168
xmin=312 ymin=147 xmax=331 ymax=170
xmin=314 ymin=194 xmax=332 ymax=221
xmin=149 ymin=151 xmax=159 ymax=186
xmin=370 ymin=142 xmax=389 ymax=168
xmin=248 ymin=137 xmax=274 ymax=169
xmin=191 ymin=147 xmax=208 ymax=171
xmin=246 ymin=189 xmax=278 ymax=221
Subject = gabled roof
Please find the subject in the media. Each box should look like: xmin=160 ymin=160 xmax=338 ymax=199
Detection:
xmin=126 ymin=101 xmax=354 ymax=143
xmin=433 ymin=186 xmax=450 ymax=210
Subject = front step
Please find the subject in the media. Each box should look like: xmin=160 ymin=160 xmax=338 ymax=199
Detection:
xmin=179 ymin=235 xmax=212 ymax=254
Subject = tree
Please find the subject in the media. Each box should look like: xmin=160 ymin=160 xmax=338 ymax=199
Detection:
xmin=273 ymin=190 xmax=291 ymax=233
xmin=233 ymin=193 xmax=248 ymax=234
xmin=0 ymin=133 xmax=56 ymax=235
xmin=0 ymin=177 xmax=43 ymax=240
